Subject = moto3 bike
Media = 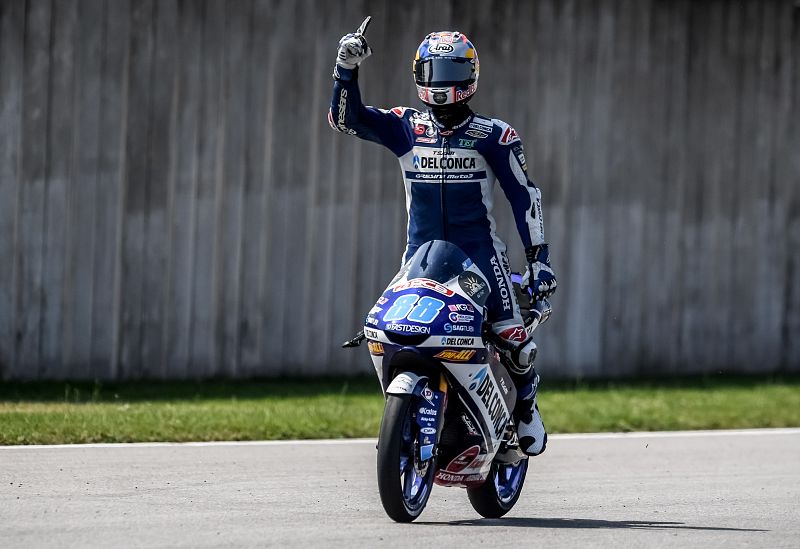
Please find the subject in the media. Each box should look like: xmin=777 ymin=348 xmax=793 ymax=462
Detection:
xmin=343 ymin=239 xmax=550 ymax=522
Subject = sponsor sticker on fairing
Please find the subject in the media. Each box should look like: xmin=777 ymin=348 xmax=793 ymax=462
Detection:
xmin=498 ymin=376 xmax=510 ymax=395
xmin=461 ymin=413 xmax=479 ymax=436
xmin=367 ymin=341 xmax=384 ymax=355
xmin=392 ymin=278 xmax=454 ymax=296
xmin=457 ymin=272 xmax=489 ymax=304
xmin=436 ymin=471 xmax=466 ymax=483
xmin=444 ymin=323 xmax=474 ymax=334
xmin=434 ymin=349 xmax=476 ymax=362
xmin=440 ymin=336 xmax=477 ymax=346
xmin=385 ymin=323 xmax=430 ymax=334
xmin=444 ymin=445 xmax=481 ymax=472
xmin=448 ymin=312 xmax=474 ymax=323
xmin=364 ymin=327 xmax=379 ymax=339
xmin=448 ymin=303 xmax=474 ymax=313
xmin=421 ymin=384 xmax=435 ymax=405
xmin=468 ymin=367 xmax=509 ymax=439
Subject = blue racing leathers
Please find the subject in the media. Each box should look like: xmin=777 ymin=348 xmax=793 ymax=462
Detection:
xmin=329 ymin=66 xmax=546 ymax=334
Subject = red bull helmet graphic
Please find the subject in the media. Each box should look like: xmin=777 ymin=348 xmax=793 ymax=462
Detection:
xmin=413 ymin=31 xmax=479 ymax=106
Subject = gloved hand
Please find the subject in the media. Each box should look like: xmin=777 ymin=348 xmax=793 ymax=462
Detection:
xmin=523 ymin=244 xmax=557 ymax=300
xmin=336 ymin=17 xmax=373 ymax=69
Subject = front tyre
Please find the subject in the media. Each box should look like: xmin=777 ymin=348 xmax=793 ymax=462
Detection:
xmin=466 ymin=458 xmax=528 ymax=518
xmin=376 ymin=393 xmax=435 ymax=522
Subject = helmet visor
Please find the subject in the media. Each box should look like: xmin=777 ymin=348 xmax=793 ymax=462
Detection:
xmin=415 ymin=57 xmax=475 ymax=87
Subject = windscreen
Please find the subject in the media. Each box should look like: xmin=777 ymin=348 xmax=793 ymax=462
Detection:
xmin=403 ymin=240 xmax=472 ymax=283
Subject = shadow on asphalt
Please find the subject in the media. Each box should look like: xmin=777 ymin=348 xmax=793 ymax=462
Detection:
xmin=418 ymin=517 xmax=767 ymax=532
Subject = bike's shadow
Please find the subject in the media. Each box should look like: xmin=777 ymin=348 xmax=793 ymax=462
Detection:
xmin=417 ymin=517 xmax=767 ymax=532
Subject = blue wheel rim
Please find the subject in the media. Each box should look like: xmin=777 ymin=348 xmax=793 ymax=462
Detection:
xmin=398 ymin=399 xmax=433 ymax=510
xmin=494 ymin=459 xmax=527 ymax=504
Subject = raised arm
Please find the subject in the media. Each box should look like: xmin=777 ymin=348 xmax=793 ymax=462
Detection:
xmin=328 ymin=19 xmax=413 ymax=157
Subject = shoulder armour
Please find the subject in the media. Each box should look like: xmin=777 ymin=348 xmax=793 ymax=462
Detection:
xmin=491 ymin=118 xmax=521 ymax=146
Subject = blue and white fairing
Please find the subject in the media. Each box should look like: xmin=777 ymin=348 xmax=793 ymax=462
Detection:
xmin=364 ymin=241 xmax=517 ymax=471
xmin=364 ymin=240 xmax=488 ymax=357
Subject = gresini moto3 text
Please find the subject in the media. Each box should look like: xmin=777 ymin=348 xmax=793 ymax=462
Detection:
xmin=344 ymin=240 xmax=551 ymax=522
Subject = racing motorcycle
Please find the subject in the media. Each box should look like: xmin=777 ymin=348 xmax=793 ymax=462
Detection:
xmin=343 ymin=240 xmax=551 ymax=522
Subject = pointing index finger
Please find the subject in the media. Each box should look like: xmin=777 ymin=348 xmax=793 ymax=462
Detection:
xmin=355 ymin=16 xmax=371 ymax=36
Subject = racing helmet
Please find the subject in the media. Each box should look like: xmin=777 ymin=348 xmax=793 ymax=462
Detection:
xmin=413 ymin=31 xmax=479 ymax=106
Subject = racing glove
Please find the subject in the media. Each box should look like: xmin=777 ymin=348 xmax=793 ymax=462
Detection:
xmin=336 ymin=32 xmax=372 ymax=69
xmin=523 ymin=244 xmax=557 ymax=300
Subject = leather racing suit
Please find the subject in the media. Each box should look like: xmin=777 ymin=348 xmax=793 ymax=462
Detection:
xmin=329 ymin=66 xmax=547 ymax=347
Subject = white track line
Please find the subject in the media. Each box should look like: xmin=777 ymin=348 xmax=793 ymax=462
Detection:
xmin=1 ymin=428 xmax=798 ymax=450
xmin=550 ymin=428 xmax=800 ymax=440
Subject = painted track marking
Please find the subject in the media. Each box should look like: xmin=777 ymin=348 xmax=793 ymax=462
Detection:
xmin=1 ymin=428 xmax=798 ymax=450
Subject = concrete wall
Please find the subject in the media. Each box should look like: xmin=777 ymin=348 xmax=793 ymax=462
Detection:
xmin=0 ymin=0 xmax=798 ymax=379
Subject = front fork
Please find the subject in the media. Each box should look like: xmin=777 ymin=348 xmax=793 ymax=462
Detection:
xmin=413 ymin=372 xmax=449 ymax=463
xmin=386 ymin=370 xmax=449 ymax=464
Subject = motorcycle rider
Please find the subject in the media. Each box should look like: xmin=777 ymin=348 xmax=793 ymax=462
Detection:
xmin=329 ymin=24 xmax=557 ymax=456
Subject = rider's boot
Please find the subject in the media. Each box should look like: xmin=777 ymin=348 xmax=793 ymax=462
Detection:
xmin=513 ymin=364 xmax=547 ymax=456
xmin=498 ymin=334 xmax=547 ymax=456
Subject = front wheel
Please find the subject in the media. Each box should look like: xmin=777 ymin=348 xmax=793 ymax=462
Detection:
xmin=376 ymin=393 xmax=436 ymax=522
xmin=466 ymin=458 xmax=528 ymax=518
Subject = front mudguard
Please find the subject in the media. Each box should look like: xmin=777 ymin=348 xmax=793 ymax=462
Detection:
xmin=386 ymin=371 xmax=429 ymax=397
xmin=385 ymin=371 xmax=445 ymax=463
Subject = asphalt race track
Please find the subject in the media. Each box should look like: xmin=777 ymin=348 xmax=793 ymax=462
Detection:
xmin=1 ymin=429 xmax=798 ymax=548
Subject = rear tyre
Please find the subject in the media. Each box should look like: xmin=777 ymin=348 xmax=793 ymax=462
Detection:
xmin=466 ymin=458 xmax=528 ymax=518
xmin=376 ymin=393 xmax=436 ymax=522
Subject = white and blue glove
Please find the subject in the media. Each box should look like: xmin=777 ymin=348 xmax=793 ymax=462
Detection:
xmin=336 ymin=16 xmax=372 ymax=69
xmin=523 ymin=244 xmax=557 ymax=300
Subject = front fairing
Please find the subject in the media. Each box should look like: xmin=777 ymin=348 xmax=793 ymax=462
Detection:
xmin=366 ymin=241 xmax=489 ymax=348
xmin=364 ymin=241 xmax=519 ymax=484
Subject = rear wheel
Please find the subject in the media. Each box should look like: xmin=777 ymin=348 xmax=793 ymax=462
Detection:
xmin=466 ymin=458 xmax=528 ymax=518
xmin=376 ymin=393 xmax=436 ymax=522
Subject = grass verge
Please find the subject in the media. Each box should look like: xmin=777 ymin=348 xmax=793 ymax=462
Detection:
xmin=1 ymin=375 xmax=798 ymax=445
